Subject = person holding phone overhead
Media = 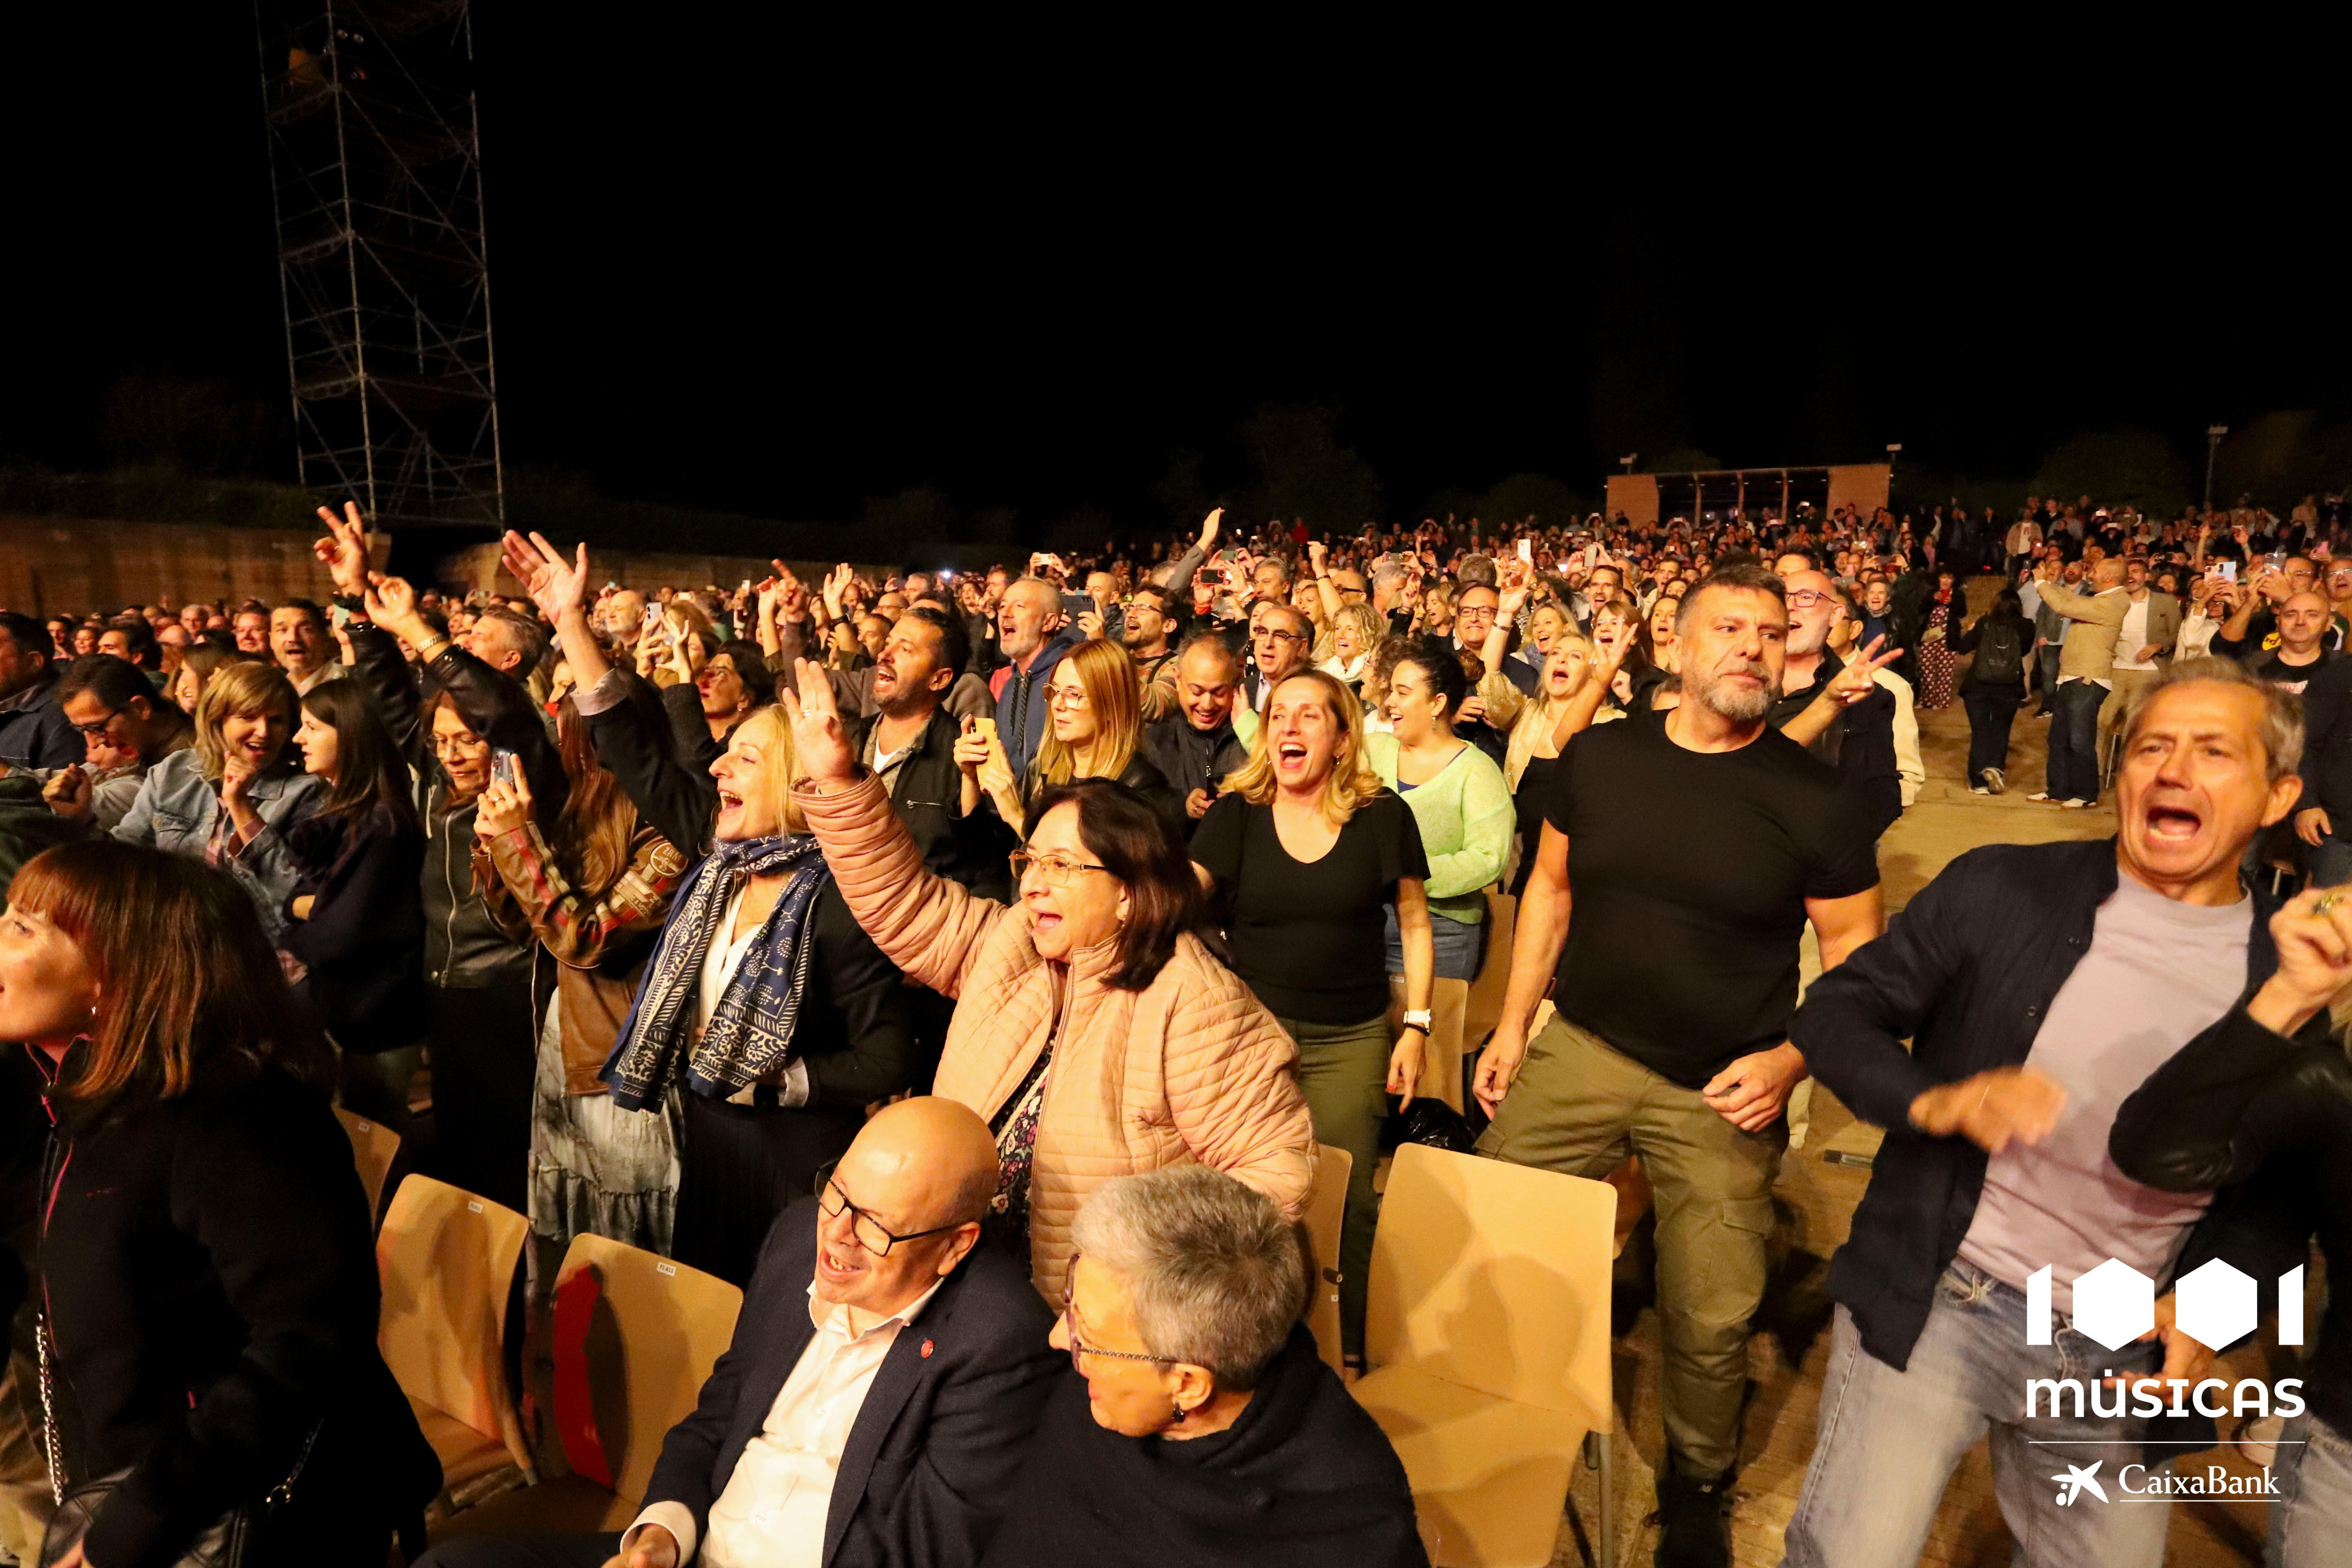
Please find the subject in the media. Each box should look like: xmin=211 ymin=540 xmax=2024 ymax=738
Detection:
xmin=1190 ymin=668 xmax=1433 ymax=1373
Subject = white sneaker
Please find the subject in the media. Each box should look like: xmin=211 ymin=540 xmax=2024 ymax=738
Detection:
xmin=1971 ymin=786 xmax=1991 ymax=795
xmin=2028 ymin=791 xmax=2054 ymax=803
xmin=2061 ymin=798 xmax=2093 ymax=810
xmin=1986 ymin=767 xmax=2005 ymax=795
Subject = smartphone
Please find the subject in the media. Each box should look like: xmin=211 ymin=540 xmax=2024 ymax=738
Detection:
xmin=491 ymin=748 xmax=520 ymax=790
xmin=1517 ymin=538 xmax=1534 ymax=565
xmin=2216 ymin=560 xmax=2238 ymax=583
xmin=1061 ymin=591 xmax=1094 ymax=619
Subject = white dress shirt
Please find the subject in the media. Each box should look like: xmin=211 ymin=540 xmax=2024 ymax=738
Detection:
xmin=628 ymin=1280 xmax=943 ymax=1567
xmin=2114 ymin=595 xmax=2157 ymax=673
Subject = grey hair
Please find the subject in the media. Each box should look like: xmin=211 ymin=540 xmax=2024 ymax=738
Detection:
xmin=1068 ymin=1167 xmax=1307 ymax=1390
xmin=2119 ymin=657 xmax=2304 ymax=786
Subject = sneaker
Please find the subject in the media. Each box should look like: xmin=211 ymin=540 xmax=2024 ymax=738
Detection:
xmin=2027 ymin=791 xmax=2054 ymax=802
xmin=1654 ymin=1463 xmax=1735 ymax=1568
xmin=2061 ymin=798 xmax=2093 ymax=809
xmin=1971 ymin=785 xmax=1990 ymax=795
xmin=1985 ymin=767 xmax=2005 ymax=795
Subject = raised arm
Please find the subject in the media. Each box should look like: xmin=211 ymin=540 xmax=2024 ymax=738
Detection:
xmin=782 ymin=661 xmax=1012 ymax=998
xmin=476 ymin=774 xmax=687 ymax=967
xmin=2113 ymin=887 xmax=2352 ymax=1191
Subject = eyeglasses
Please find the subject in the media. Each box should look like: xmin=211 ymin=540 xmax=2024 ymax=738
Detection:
xmin=1046 ymin=685 xmax=1090 ymax=709
xmin=1785 ymin=589 xmax=1835 ymax=609
xmin=1009 ymin=849 xmax=1111 ymax=887
xmin=1256 ymin=628 xmax=1306 ymax=644
xmin=1062 ymin=1253 xmax=1174 ymax=1373
xmin=70 ymin=705 xmax=124 ymax=737
xmin=817 ymin=1177 xmax=965 ymax=1258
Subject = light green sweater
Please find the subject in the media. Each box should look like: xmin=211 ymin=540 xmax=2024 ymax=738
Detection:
xmin=1363 ymin=733 xmax=1513 ymax=925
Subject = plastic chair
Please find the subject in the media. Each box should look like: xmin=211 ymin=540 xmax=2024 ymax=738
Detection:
xmin=1352 ymin=1144 xmax=1618 ymax=1568
xmin=377 ymin=1175 xmax=536 ymax=1510
xmin=334 ymin=1106 xmax=401 ymax=1228
xmin=1301 ymin=1144 xmax=1353 ymax=1374
xmin=433 ymin=1234 xmax=744 ymax=1539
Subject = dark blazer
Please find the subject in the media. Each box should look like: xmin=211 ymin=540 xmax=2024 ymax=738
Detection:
xmin=1793 ymin=838 xmax=2309 ymax=1446
xmin=644 ymin=1197 xmax=1063 ymax=1568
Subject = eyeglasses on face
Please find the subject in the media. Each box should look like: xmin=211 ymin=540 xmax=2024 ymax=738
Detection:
xmin=1062 ymin=1253 xmax=1174 ymax=1373
xmin=817 ymin=1177 xmax=964 ymax=1258
xmin=1009 ymin=849 xmax=1111 ymax=888
xmin=1257 ymin=629 xmax=1305 ymax=644
xmin=1046 ymin=685 xmax=1090 ymax=709
xmin=71 ymin=706 xmax=125 ymax=737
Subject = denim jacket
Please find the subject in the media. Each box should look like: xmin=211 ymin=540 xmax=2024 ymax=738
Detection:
xmin=111 ymin=748 xmax=324 ymax=940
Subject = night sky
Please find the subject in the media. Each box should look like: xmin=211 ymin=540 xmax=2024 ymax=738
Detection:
xmin=9 ymin=9 xmax=2346 ymax=536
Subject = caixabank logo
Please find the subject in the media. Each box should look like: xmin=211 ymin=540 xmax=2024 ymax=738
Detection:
xmin=2025 ymin=1257 xmax=2306 ymax=1503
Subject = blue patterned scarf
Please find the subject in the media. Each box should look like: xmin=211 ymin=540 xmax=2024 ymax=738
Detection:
xmin=603 ymin=835 xmax=832 ymax=1110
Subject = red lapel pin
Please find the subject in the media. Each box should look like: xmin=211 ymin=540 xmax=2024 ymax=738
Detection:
xmin=920 ymin=1339 xmax=934 ymax=1358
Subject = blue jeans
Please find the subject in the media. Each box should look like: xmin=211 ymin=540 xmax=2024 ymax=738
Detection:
xmin=1781 ymin=1265 xmax=2170 ymax=1568
xmin=2272 ymin=1412 xmax=2352 ymax=1568
xmin=2044 ymin=679 xmax=2105 ymax=802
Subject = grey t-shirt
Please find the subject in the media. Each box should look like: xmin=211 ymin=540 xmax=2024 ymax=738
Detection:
xmin=1958 ymin=873 xmax=2250 ymax=1313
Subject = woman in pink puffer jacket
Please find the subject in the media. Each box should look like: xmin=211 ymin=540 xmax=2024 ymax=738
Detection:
xmin=782 ymin=660 xmax=1317 ymax=1303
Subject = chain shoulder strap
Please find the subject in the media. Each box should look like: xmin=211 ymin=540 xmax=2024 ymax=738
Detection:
xmin=36 ymin=1310 xmax=64 ymax=1506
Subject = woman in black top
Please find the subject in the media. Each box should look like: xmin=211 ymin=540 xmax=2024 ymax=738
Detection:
xmin=8 ymin=841 xmax=438 ymax=1567
xmin=2110 ymin=890 xmax=2352 ymax=1568
xmin=285 ymin=677 xmax=429 ymax=1132
xmin=1952 ymin=587 xmax=2035 ymax=795
xmin=1190 ymin=669 xmax=1431 ymax=1369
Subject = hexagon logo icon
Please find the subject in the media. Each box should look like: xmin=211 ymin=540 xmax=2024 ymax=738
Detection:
xmin=2071 ymin=1258 xmax=2155 ymax=1351
xmin=2173 ymin=1259 xmax=2257 ymax=1352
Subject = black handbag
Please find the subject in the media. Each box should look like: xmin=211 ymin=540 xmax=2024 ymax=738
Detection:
xmin=36 ymin=1311 xmax=318 ymax=1568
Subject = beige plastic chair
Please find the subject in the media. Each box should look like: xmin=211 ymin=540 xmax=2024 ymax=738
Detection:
xmin=334 ymin=1106 xmax=401 ymax=1227
xmin=377 ymin=1176 xmax=536 ymax=1510
xmin=1352 ymin=1144 xmax=1618 ymax=1568
xmin=434 ymin=1234 xmax=744 ymax=1539
xmin=1301 ymin=1144 xmax=1353 ymax=1374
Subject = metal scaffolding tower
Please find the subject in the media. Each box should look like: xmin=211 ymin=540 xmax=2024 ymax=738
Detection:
xmin=255 ymin=0 xmax=503 ymax=528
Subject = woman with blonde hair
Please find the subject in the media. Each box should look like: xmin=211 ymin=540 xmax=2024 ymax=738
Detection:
xmin=1318 ymin=601 xmax=1385 ymax=691
xmin=960 ymin=636 xmax=1181 ymax=836
xmin=1189 ymin=667 xmax=1432 ymax=1372
xmin=504 ymin=531 xmax=920 ymax=1285
xmin=113 ymin=657 xmax=323 ymax=938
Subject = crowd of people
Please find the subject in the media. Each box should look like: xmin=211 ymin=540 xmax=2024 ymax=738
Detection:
xmin=0 ymin=487 xmax=2347 ymax=1567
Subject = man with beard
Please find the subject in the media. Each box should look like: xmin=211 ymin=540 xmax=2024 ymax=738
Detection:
xmin=1122 ymin=583 xmax=1183 ymax=720
xmin=1140 ymin=634 xmax=1252 ymax=839
xmin=1471 ymin=564 xmax=1883 ymax=1568
xmin=856 ymin=608 xmax=1009 ymax=898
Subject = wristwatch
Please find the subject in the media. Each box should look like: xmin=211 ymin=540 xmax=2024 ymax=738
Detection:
xmin=1400 ymin=1009 xmax=1432 ymax=1033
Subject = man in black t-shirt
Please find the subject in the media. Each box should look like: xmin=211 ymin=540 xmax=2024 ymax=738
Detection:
xmin=1470 ymin=564 xmax=1883 ymax=1568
